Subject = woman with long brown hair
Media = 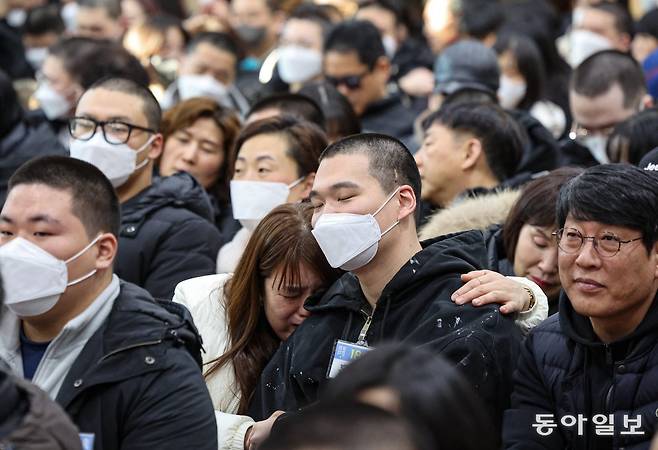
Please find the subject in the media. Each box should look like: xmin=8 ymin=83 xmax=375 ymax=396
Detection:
xmin=173 ymin=202 xmax=340 ymax=450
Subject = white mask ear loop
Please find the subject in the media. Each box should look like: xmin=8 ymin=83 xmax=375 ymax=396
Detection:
xmin=133 ymin=135 xmax=156 ymax=171
xmin=64 ymin=234 xmax=103 ymax=286
xmin=287 ymin=175 xmax=306 ymax=189
xmin=373 ymin=188 xmax=401 ymax=236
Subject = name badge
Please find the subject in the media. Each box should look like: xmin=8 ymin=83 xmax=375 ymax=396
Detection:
xmin=80 ymin=433 xmax=95 ymax=450
xmin=327 ymin=339 xmax=371 ymax=378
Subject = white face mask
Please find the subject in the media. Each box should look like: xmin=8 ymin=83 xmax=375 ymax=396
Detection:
xmin=580 ymin=134 xmax=609 ymax=164
xmin=7 ymin=9 xmax=27 ymax=28
xmin=382 ymin=35 xmax=398 ymax=59
xmin=34 ymin=82 xmax=72 ymax=120
xmin=0 ymin=235 xmax=101 ymax=317
xmin=178 ymin=74 xmax=232 ymax=107
xmin=568 ymin=29 xmax=613 ymax=68
xmin=26 ymin=47 xmax=49 ymax=71
xmin=312 ymin=188 xmax=399 ymax=271
xmin=230 ymin=178 xmax=304 ymax=231
xmin=277 ymin=45 xmax=323 ymax=84
xmin=70 ymin=133 xmax=155 ymax=187
xmin=498 ymin=75 xmax=527 ymax=110
xmin=61 ymin=2 xmax=79 ymax=32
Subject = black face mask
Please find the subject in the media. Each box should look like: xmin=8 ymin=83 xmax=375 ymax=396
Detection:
xmin=236 ymin=25 xmax=267 ymax=47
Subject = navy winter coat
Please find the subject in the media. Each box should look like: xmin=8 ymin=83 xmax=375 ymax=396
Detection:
xmin=55 ymin=281 xmax=217 ymax=450
xmin=116 ymin=172 xmax=223 ymax=300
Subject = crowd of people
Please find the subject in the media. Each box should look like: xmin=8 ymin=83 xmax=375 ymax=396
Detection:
xmin=1 ymin=0 xmax=658 ymax=449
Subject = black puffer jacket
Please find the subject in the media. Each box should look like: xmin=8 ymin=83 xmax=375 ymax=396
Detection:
xmin=0 ymin=121 xmax=68 ymax=206
xmin=55 ymin=281 xmax=217 ymax=450
xmin=361 ymin=91 xmax=425 ymax=152
xmin=116 ymin=172 xmax=223 ymax=300
xmin=0 ymin=368 xmax=82 ymax=449
xmin=503 ymin=293 xmax=658 ymax=449
xmin=249 ymin=230 xmax=522 ymax=432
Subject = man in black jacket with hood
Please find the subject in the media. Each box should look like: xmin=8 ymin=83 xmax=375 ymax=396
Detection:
xmin=503 ymin=165 xmax=658 ymax=449
xmin=0 ymin=155 xmax=217 ymax=450
xmin=248 ymin=134 xmax=524 ymax=432
xmin=69 ymin=77 xmax=222 ymax=299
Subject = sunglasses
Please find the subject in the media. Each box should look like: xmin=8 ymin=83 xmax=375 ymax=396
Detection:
xmin=325 ymin=71 xmax=369 ymax=90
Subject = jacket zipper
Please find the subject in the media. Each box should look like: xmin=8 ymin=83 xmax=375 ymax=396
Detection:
xmin=99 ymin=339 xmax=163 ymax=362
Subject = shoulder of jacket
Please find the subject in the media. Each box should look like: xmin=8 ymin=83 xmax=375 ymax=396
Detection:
xmin=174 ymin=274 xmax=231 ymax=305
xmin=419 ymin=190 xmax=520 ymax=240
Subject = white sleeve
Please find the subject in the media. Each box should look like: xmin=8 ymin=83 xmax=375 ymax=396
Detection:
xmin=216 ymin=410 xmax=254 ymax=450
xmin=507 ymin=276 xmax=549 ymax=336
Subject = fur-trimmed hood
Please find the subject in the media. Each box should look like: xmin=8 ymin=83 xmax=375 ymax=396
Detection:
xmin=418 ymin=190 xmax=520 ymax=240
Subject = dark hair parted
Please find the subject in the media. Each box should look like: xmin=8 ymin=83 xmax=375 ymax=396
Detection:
xmin=319 ymin=133 xmax=421 ymax=220
xmin=205 ymin=203 xmax=341 ymax=413
xmin=503 ymin=168 xmax=583 ymax=263
xmin=423 ymin=102 xmax=524 ymax=182
xmin=8 ymin=156 xmax=120 ymax=238
xmin=324 ymin=20 xmax=385 ymax=68
xmin=161 ymin=97 xmax=241 ymax=206
xmin=606 ymin=108 xmax=658 ymax=165
xmin=556 ymin=164 xmax=658 ymax=253
xmin=24 ymin=4 xmax=65 ymax=36
xmin=571 ymin=50 xmax=645 ymax=108
xmin=86 ymin=77 xmax=162 ymax=130
xmin=230 ymin=116 xmax=327 ymax=179
xmin=247 ymin=93 xmax=326 ymax=130
xmin=48 ymin=37 xmax=150 ymax=89
xmin=324 ymin=344 xmax=497 ymax=450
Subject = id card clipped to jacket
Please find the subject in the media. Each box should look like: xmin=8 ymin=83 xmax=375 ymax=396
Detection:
xmin=327 ymin=339 xmax=371 ymax=378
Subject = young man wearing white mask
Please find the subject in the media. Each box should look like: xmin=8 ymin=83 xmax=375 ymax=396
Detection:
xmin=69 ymin=77 xmax=222 ymax=299
xmin=0 ymin=155 xmax=217 ymax=449
xmin=248 ymin=134 xmax=547 ymax=435
xmin=160 ymin=32 xmax=250 ymax=116
xmin=560 ymin=50 xmax=652 ymax=167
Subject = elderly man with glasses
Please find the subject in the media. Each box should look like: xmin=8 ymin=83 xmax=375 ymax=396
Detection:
xmin=503 ymin=164 xmax=658 ymax=449
xmin=68 ymin=77 xmax=222 ymax=299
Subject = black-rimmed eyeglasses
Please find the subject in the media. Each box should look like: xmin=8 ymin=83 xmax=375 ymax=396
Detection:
xmin=69 ymin=117 xmax=155 ymax=145
xmin=552 ymin=227 xmax=642 ymax=258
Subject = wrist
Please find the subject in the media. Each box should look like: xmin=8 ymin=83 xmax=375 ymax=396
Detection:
xmin=521 ymin=286 xmax=536 ymax=312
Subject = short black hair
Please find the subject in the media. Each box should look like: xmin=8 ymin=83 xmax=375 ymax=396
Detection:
xmin=458 ymin=0 xmax=504 ymax=40
xmin=247 ymin=93 xmax=325 ymax=130
xmin=288 ymin=3 xmax=333 ymax=37
xmin=571 ymin=50 xmax=646 ymax=108
xmin=591 ymin=2 xmax=634 ymax=38
xmin=556 ymin=164 xmax=658 ymax=253
xmin=636 ymin=7 xmax=658 ymax=40
xmin=324 ymin=20 xmax=385 ymax=69
xmin=8 ymin=156 xmax=120 ymax=238
xmin=441 ymin=88 xmax=497 ymax=108
xmin=49 ymin=37 xmax=150 ymax=90
xmin=423 ymin=102 xmax=523 ymax=182
xmin=86 ymin=77 xmax=162 ymax=130
xmin=358 ymin=0 xmax=405 ymax=25
xmin=24 ymin=4 xmax=65 ymax=36
xmin=76 ymin=0 xmax=121 ymax=19
xmin=319 ymin=133 xmax=421 ymax=221
xmin=261 ymin=401 xmax=428 ymax=450
xmin=607 ymin=108 xmax=658 ymax=165
xmin=186 ymin=31 xmax=240 ymax=60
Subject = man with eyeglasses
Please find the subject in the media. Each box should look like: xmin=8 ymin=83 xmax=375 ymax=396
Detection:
xmin=504 ymin=164 xmax=658 ymax=449
xmin=560 ymin=50 xmax=653 ymax=167
xmin=322 ymin=20 xmax=424 ymax=152
xmin=69 ymin=77 xmax=222 ymax=299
